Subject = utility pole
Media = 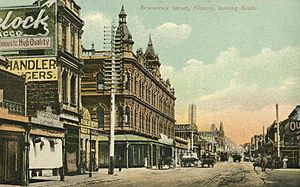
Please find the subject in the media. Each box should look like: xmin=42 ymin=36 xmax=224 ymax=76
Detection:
xmin=189 ymin=104 xmax=196 ymax=153
xmin=276 ymin=104 xmax=280 ymax=160
xmin=262 ymin=126 xmax=265 ymax=155
xmin=104 ymin=21 xmax=119 ymax=175
xmin=89 ymin=129 xmax=92 ymax=177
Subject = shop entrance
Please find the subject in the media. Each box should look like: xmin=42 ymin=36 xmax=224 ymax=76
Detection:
xmin=0 ymin=138 xmax=22 ymax=184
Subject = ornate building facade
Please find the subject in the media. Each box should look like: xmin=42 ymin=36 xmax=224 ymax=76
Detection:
xmin=81 ymin=6 xmax=176 ymax=168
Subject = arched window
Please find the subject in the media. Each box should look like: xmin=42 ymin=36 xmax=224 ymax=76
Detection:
xmin=124 ymin=106 xmax=130 ymax=127
xmin=70 ymin=74 xmax=76 ymax=105
xmin=62 ymin=70 xmax=68 ymax=103
xmin=125 ymin=73 xmax=130 ymax=90
xmin=118 ymin=106 xmax=123 ymax=127
xmin=97 ymin=72 xmax=105 ymax=91
xmin=97 ymin=107 xmax=105 ymax=128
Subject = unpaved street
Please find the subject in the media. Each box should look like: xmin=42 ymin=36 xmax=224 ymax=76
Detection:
xmin=4 ymin=161 xmax=297 ymax=187
xmin=92 ymin=162 xmax=264 ymax=187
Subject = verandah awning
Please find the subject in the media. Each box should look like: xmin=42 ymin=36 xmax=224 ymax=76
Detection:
xmin=98 ymin=134 xmax=173 ymax=147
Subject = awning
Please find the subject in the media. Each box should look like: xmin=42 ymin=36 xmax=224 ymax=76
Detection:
xmin=98 ymin=134 xmax=152 ymax=142
xmin=98 ymin=134 xmax=173 ymax=147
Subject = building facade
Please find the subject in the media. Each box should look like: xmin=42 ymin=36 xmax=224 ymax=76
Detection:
xmin=81 ymin=6 xmax=176 ymax=168
xmin=0 ymin=58 xmax=29 ymax=185
xmin=0 ymin=0 xmax=84 ymax=177
xmin=175 ymin=124 xmax=198 ymax=152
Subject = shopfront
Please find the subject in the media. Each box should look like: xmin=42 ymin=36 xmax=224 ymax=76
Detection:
xmin=0 ymin=131 xmax=23 ymax=184
xmin=98 ymin=134 xmax=174 ymax=169
xmin=284 ymin=120 xmax=300 ymax=168
xmin=29 ymin=106 xmax=65 ymax=177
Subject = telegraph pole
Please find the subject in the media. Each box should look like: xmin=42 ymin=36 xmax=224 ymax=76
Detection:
xmin=104 ymin=21 xmax=119 ymax=175
xmin=276 ymin=104 xmax=280 ymax=160
xmin=89 ymin=129 xmax=92 ymax=177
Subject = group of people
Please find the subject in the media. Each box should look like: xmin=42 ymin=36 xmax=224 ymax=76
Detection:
xmin=219 ymin=152 xmax=229 ymax=162
xmin=253 ymin=154 xmax=289 ymax=171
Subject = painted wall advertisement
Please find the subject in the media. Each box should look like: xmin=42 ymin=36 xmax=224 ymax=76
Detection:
xmin=7 ymin=57 xmax=57 ymax=81
xmin=0 ymin=0 xmax=56 ymax=55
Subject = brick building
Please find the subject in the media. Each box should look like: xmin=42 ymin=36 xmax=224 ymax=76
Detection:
xmin=0 ymin=0 xmax=84 ymax=177
xmin=81 ymin=6 xmax=176 ymax=168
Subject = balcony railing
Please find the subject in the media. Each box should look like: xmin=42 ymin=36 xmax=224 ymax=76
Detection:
xmin=0 ymin=99 xmax=25 ymax=115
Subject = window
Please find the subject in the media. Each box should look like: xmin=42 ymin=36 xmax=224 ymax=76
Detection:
xmin=125 ymin=73 xmax=130 ymax=90
xmin=124 ymin=106 xmax=130 ymax=126
xmin=62 ymin=71 xmax=68 ymax=103
xmin=71 ymin=31 xmax=75 ymax=55
xmin=70 ymin=75 xmax=76 ymax=105
xmin=118 ymin=106 xmax=123 ymax=127
xmin=97 ymin=107 xmax=105 ymax=128
xmin=97 ymin=72 xmax=105 ymax=91
xmin=62 ymin=25 xmax=67 ymax=51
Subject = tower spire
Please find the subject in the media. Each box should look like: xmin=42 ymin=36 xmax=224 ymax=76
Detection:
xmin=119 ymin=5 xmax=127 ymax=23
xmin=145 ymin=34 xmax=157 ymax=59
xmin=116 ymin=5 xmax=134 ymax=51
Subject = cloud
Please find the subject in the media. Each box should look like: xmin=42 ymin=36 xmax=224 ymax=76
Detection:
xmin=162 ymin=46 xmax=300 ymax=112
xmin=82 ymin=13 xmax=111 ymax=49
xmin=162 ymin=46 xmax=300 ymax=143
xmin=128 ymin=17 xmax=192 ymax=51
xmin=151 ymin=23 xmax=192 ymax=44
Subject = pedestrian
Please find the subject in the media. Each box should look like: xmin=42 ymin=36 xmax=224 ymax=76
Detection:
xmin=261 ymin=155 xmax=267 ymax=172
xmin=271 ymin=156 xmax=276 ymax=170
xmin=253 ymin=162 xmax=257 ymax=171
xmin=282 ymin=156 xmax=288 ymax=169
xmin=118 ymin=155 xmax=122 ymax=172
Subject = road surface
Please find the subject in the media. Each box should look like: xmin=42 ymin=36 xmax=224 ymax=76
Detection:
xmin=3 ymin=161 xmax=300 ymax=187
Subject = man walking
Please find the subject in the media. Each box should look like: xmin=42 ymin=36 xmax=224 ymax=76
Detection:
xmin=118 ymin=155 xmax=122 ymax=172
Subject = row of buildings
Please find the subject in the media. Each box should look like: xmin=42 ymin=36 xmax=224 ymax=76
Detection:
xmin=248 ymin=106 xmax=300 ymax=168
xmin=0 ymin=0 xmax=227 ymax=185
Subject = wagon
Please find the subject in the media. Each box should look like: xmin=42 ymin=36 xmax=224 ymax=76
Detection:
xmin=181 ymin=153 xmax=199 ymax=167
xmin=200 ymin=158 xmax=215 ymax=168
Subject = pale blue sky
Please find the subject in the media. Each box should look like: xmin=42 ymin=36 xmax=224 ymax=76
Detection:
xmin=1 ymin=0 xmax=299 ymax=143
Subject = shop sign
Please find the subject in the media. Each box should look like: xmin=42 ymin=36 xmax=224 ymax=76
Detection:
xmin=0 ymin=0 xmax=56 ymax=53
xmin=7 ymin=57 xmax=57 ymax=81
xmin=31 ymin=106 xmax=63 ymax=128
xmin=289 ymin=121 xmax=300 ymax=131
xmin=0 ymin=37 xmax=51 ymax=51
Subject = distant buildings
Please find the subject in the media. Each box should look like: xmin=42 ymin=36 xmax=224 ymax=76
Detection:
xmin=249 ymin=105 xmax=300 ymax=168
xmin=198 ymin=123 xmax=226 ymax=154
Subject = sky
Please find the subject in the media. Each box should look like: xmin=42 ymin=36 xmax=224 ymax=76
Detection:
xmin=1 ymin=0 xmax=299 ymax=144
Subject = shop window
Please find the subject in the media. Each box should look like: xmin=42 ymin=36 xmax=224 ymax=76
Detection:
xmin=97 ymin=107 xmax=105 ymax=128
xmin=62 ymin=71 xmax=68 ymax=103
xmin=97 ymin=72 xmax=105 ymax=91
xmin=70 ymin=75 xmax=76 ymax=105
